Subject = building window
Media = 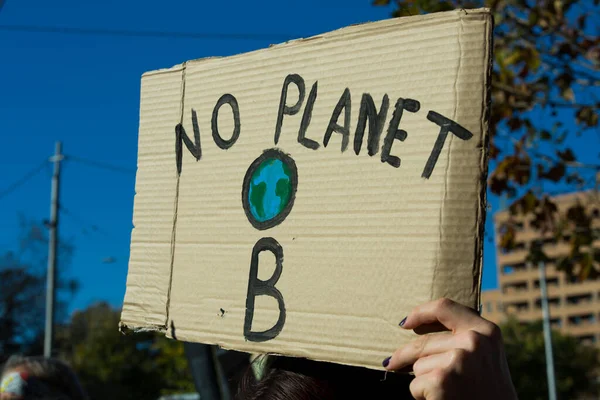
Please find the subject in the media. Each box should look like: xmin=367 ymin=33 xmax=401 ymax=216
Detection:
xmin=568 ymin=313 xmax=594 ymax=326
xmin=566 ymin=293 xmax=593 ymax=305
xmin=550 ymin=318 xmax=562 ymax=327
xmin=506 ymin=301 xmax=529 ymax=313
xmin=502 ymin=265 xmax=514 ymax=275
xmin=534 ymin=277 xmax=559 ymax=288
xmin=503 ymin=281 xmax=528 ymax=294
xmin=501 ymin=263 xmax=526 ymax=275
xmin=535 ymin=297 xmax=560 ymax=309
xmin=577 ymin=335 xmax=596 ymax=346
xmin=497 ymin=301 xmax=503 ymax=312
xmin=486 ymin=302 xmax=493 ymax=314
xmin=500 ymin=241 xmax=527 ymax=254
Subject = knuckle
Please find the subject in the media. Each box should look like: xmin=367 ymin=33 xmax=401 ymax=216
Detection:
xmin=450 ymin=348 xmax=467 ymax=365
xmin=486 ymin=322 xmax=502 ymax=340
xmin=463 ymin=330 xmax=483 ymax=352
xmin=436 ymin=297 xmax=453 ymax=311
xmin=409 ymin=378 xmax=425 ymax=400
xmin=412 ymin=357 xmax=426 ymax=375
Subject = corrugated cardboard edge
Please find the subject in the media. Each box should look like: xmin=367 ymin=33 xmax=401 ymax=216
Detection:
xmin=429 ymin=9 xmax=492 ymax=310
xmin=477 ymin=13 xmax=494 ymax=311
xmin=134 ymin=9 xmax=488 ymax=79
xmin=120 ymin=63 xmax=187 ymax=335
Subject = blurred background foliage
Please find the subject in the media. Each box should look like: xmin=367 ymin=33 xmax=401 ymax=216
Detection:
xmin=0 ymin=222 xmax=195 ymax=400
xmin=56 ymin=302 xmax=195 ymax=400
xmin=502 ymin=317 xmax=599 ymax=399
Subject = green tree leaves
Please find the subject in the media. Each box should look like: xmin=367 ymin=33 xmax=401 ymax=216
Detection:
xmin=502 ymin=318 xmax=600 ymax=399
xmin=57 ymin=303 xmax=195 ymax=400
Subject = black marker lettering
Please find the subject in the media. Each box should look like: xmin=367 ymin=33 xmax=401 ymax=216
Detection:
xmin=421 ymin=111 xmax=473 ymax=179
xmin=275 ymin=74 xmax=306 ymax=144
xmin=297 ymin=81 xmax=320 ymax=150
xmin=354 ymin=93 xmax=389 ymax=156
xmin=211 ymin=94 xmax=241 ymax=150
xmin=244 ymin=237 xmax=286 ymax=342
xmin=323 ymin=88 xmax=351 ymax=152
xmin=174 ymin=109 xmax=202 ymax=175
xmin=381 ymin=98 xmax=420 ymax=168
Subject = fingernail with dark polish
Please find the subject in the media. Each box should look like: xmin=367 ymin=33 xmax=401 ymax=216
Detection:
xmin=382 ymin=356 xmax=391 ymax=368
xmin=399 ymin=317 xmax=407 ymax=327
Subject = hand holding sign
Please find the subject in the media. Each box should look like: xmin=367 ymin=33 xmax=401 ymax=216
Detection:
xmin=383 ymin=299 xmax=518 ymax=400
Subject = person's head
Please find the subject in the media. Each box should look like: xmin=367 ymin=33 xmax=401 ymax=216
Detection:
xmin=236 ymin=355 xmax=414 ymax=400
xmin=0 ymin=356 xmax=88 ymax=400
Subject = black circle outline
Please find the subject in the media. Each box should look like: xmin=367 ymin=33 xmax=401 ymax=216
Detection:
xmin=242 ymin=148 xmax=298 ymax=231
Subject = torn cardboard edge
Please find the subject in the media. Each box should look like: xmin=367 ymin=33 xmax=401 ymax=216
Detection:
xmin=426 ymin=8 xmax=491 ymax=311
xmin=141 ymin=8 xmax=490 ymax=79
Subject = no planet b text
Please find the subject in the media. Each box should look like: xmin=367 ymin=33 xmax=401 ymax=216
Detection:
xmin=174 ymin=73 xmax=474 ymax=179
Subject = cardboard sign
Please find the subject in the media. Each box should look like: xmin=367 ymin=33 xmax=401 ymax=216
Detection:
xmin=121 ymin=9 xmax=492 ymax=369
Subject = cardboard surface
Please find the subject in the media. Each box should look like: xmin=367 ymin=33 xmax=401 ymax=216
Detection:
xmin=121 ymin=9 xmax=492 ymax=370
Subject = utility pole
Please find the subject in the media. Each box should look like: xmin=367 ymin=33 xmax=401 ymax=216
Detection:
xmin=44 ymin=141 xmax=62 ymax=358
xmin=539 ymin=260 xmax=557 ymax=400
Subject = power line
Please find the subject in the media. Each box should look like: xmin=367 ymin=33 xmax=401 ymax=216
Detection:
xmin=59 ymin=205 xmax=111 ymax=237
xmin=0 ymin=160 xmax=47 ymax=201
xmin=65 ymin=155 xmax=136 ymax=175
xmin=59 ymin=204 xmax=126 ymax=264
xmin=44 ymin=160 xmax=53 ymax=179
xmin=0 ymin=24 xmax=297 ymax=41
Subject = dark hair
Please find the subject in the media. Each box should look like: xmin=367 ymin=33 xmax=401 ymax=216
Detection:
xmin=236 ymin=356 xmax=413 ymax=400
xmin=2 ymin=355 xmax=88 ymax=400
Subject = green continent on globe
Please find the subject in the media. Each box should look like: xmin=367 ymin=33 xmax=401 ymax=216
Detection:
xmin=249 ymin=181 xmax=267 ymax=219
xmin=276 ymin=161 xmax=292 ymax=210
xmin=275 ymin=177 xmax=291 ymax=213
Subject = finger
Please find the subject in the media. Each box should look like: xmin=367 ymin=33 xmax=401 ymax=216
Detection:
xmin=385 ymin=332 xmax=456 ymax=371
xmin=400 ymin=298 xmax=482 ymax=333
xmin=412 ymin=352 xmax=454 ymax=376
xmin=409 ymin=371 xmax=443 ymax=400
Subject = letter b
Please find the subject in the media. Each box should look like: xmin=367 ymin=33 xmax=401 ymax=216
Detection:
xmin=244 ymin=237 xmax=286 ymax=342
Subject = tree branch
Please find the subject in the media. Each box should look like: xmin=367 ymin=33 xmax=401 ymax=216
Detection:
xmin=491 ymin=82 xmax=597 ymax=109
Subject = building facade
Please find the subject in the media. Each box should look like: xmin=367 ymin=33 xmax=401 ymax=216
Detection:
xmin=481 ymin=190 xmax=600 ymax=346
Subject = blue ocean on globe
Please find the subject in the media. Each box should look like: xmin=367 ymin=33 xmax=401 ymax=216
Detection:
xmin=248 ymin=158 xmax=293 ymax=223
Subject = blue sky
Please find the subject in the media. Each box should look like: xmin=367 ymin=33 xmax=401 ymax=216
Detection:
xmin=2 ymin=0 xmax=592 ymax=315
